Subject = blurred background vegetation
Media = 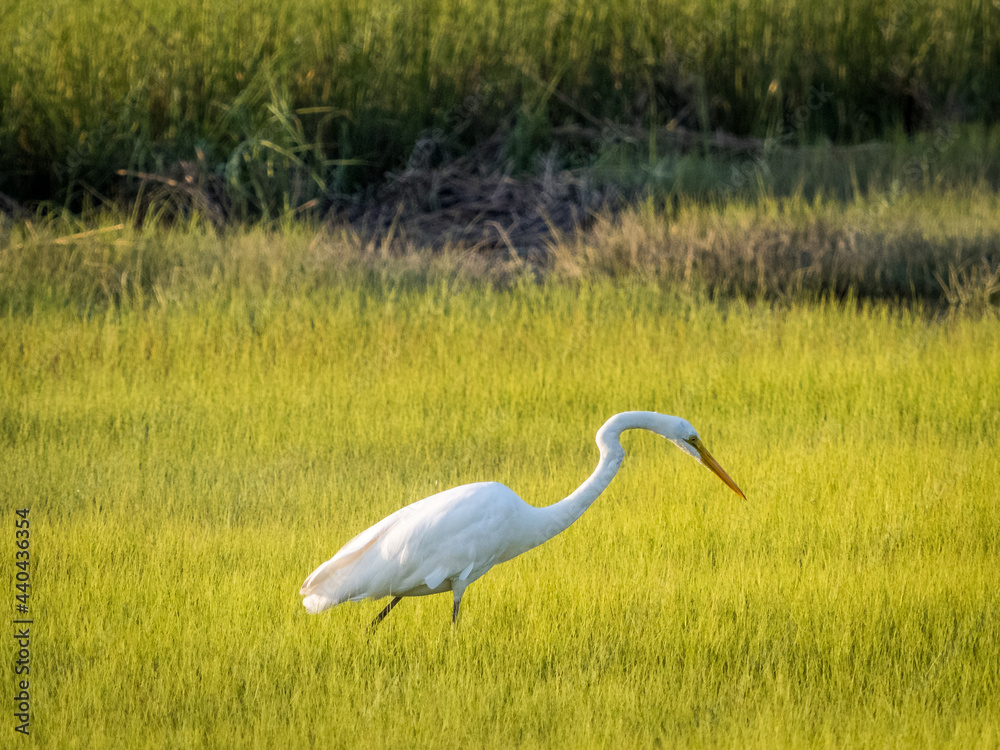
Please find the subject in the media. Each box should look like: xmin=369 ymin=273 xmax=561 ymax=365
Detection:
xmin=2 ymin=0 xmax=1000 ymax=308
xmin=2 ymin=0 xmax=1000 ymax=214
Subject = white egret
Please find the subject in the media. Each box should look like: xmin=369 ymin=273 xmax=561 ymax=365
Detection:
xmin=300 ymin=411 xmax=745 ymax=627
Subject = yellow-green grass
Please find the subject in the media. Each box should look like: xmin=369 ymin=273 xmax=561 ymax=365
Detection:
xmin=2 ymin=248 xmax=998 ymax=747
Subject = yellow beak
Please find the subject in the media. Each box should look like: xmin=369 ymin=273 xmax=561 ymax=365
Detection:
xmin=690 ymin=437 xmax=746 ymax=500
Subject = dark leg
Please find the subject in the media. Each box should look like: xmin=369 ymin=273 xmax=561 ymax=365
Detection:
xmin=370 ymin=596 xmax=402 ymax=630
xmin=452 ymin=597 xmax=461 ymax=625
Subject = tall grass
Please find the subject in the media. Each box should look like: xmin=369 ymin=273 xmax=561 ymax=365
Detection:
xmin=2 ymin=238 xmax=999 ymax=746
xmin=2 ymin=0 xmax=999 ymax=209
xmin=4 ymin=187 xmax=999 ymax=311
xmin=553 ymin=187 xmax=1000 ymax=305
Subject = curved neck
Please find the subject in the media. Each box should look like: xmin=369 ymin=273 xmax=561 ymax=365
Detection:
xmin=529 ymin=412 xmax=669 ymax=547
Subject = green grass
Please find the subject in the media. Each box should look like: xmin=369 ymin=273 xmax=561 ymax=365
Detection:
xmin=2 ymin=235 xmax=999 ymax=746
xmin=2 ymin=0 xmax=1000 ymax=209
xmin=4 ymin=185 xmax=999 ymax=311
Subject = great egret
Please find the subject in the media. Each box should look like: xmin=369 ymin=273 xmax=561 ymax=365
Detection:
xmin=300 ymin=411 xmax=745 ymax=627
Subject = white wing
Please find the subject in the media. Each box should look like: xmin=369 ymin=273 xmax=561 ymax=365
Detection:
xmin=300 ymin=482 xmax=529 ymax=613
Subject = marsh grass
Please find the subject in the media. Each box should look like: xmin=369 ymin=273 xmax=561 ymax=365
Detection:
xmin=4 ymin=186 xmax=1000 ymax=313
xmin=551 ymin=187 xmax=1000 ymax=303
xmin=2 ymin=248 xmax=999 ymax=746
xmin=2 ymin=0 xmax=999 ymax=210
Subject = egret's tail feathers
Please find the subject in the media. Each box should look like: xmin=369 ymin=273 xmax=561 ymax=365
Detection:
xmin=300 ymin=545 xmax=374 ymax=613
xmin=300 ymin=521 xmax=399 ymax=614
xmin=300 ymin=568 xmax=351 ymax=614
xmin=302 ymin=593 xmax=337 ymax=615
xmin=301 ymin=529 xmax=388 ymax=593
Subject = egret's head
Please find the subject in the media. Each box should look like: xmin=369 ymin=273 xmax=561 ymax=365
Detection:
xmin=659 ymin=417 xmax=746 ymax=500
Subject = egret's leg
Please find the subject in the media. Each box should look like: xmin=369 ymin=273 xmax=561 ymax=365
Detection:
xmin=451 ymin=582 xmax=468 ymax=627
xmin=370 ymin=596 xmax=402 ymax=630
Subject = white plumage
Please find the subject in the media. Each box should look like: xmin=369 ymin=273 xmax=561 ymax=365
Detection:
xmin=300 ymin=411 xmax=745 ymax=626
xmin=301 ymin=482 xmax=537 ymax=614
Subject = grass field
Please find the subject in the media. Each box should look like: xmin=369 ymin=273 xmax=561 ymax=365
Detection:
xmin=4 ymin=0 xmax=998 ymax=742
xmin=3 ymin=236 xmax=999 ymax=747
